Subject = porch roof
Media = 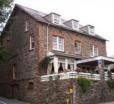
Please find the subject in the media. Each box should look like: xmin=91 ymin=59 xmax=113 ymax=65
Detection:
xmin=76 ymin=56 xmax=114 ymax=67
xmin=50 ymin=51 xmax=86 ymax=59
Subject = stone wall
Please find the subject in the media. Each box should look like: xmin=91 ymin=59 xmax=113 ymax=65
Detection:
xmin=38 ymin=24 xmax=107 ymax=59
xmin=0 ymin=6 xmax=39 ymax=82
xmin=34 ymin=80 xmax=114 ymax=104
xmin=0 ymin=78 xmax=114 ymax=104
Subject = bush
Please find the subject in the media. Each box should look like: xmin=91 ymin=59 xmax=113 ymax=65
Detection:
xmin=39 ymin=56 xmax=52 ymax=70
xmin=107 ymin=80 xmax=114 ymax=90
xmin=77 ymin=77 xmax=91 ymax=93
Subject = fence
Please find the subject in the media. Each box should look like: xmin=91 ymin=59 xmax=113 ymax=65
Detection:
xmin=40 ymin=71 xmax=114 ymax=82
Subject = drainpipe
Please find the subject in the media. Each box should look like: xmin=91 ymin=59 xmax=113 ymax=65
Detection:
xmin=46 ymin=24 xmax=50 ymax=54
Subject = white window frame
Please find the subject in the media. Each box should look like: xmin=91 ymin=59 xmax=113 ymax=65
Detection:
xmin=90 ymin=45 xmax=98 ymax=57
xmin=52 ymin=36 xmax=64 ymax=51
xmin=30 ymin=35 xmax=35 ymax=50
xmin=25 ymin=21 xmax=29 ymax=32
xmin=75 ymin=41 xmax=81 ymax=54
xmin=52 ymin=14 xmax=60 ymax=24
xmin=72 ymin=20 xmax=79 ymax=30
xmin=88 ymin=26 xmax=94 ymax=35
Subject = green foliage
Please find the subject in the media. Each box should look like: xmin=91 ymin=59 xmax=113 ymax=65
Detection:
xmin=0 ymin=0 xmax=13 ymax=8
xmin=0 ymin=0 xmax=13 ymax=62
xmin=77 ymin=77 xmax=91 ymax=93
xmin=0 ymin=0 xmax=13 ymax=24
xmin=39 ymin=56 xmax=52 ymax=70
xmin=0 ymin=46 xmax=10 ymax=62
xmin=107 ymin=80 xmax=114 ymax=90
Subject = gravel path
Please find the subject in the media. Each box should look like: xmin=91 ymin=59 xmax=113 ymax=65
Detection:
xmin=0 ymin=97 xmax=30 ymax=104
xmin=99 ymin=102 xmax=114 ymax=104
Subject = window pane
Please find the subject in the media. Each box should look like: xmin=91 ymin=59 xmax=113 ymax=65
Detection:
xmin=94 ymin=47 xmax=98 ymax=56
xmin=30 ymin=35 xmax=35 ymax=50
xmin=53 ymin=15 xmax=60 ymax=24
xmin=52 ymin=36 xmax=64 ymax=51
xmin=75 ymin=42 xmax=81 ymax=54
xmin=90 ymin=45 xmax=93 ymax=57
xmin=73 ymin=21 xmax=78 ymax=29
xmin=52 ymin=36 xmax=57 ymax=50
xmin=90 ymin=45 xmax=98 ymax=57
xmin=58 ymin=38 xmax=64 ymax=51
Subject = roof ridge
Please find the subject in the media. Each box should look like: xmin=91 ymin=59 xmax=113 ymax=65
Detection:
xmin=6 ymin=4 xmax=107 ymax=41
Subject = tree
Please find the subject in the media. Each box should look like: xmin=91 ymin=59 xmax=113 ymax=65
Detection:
xmin=0 ymin=0 xmax=13 ymax=22
xmin=39 ymin=56 xmax=52 ymax=73
xmin=0 ymin=0 xmax=13 ymax=62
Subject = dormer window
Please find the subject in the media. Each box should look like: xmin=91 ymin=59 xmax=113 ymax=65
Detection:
xmin=72 ymin=20 xmax=79 ymax=30
xmin=44 ymin=13 xmax=61 ymax=24
xmin=64 ymin=19 xmax=79 ymax=30
xmin=80 ymin=25 xmax=95 ymax=35
xmin=88 ymin=25 xmax=95 ymax=35
xmin=52 ymin=14 xmax=60 ymax=24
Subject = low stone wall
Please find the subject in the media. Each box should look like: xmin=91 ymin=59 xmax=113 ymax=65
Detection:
xmin=34 ymin=79 xmax=114 ymax=104
xmin=0 ymin=79 xmax=114 ymax=104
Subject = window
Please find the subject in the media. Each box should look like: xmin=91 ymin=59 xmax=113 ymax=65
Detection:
xmin=75 ymin=41 xmax=81 ymax=54
xmin=30 ymin=35 xmax=35 ymax=50
xmin=89 ymin=26 xmax=94 ymax=35
xmin=28 ymin=82 xmax=34 ymax=90
xmin=72 ymin=20 xmax=79 ymax=30
xmin=90 ymin=45 xmax=98 ymax=57
xmin=53 ymin=14 xmax=60 ymax=24
xmin=25 ymin=21 xmax=29 ymax=32
xmin=13 ymin=64 xmax=16 ymax=80
xmin=52 ymin=36 xmax=64 ymax=51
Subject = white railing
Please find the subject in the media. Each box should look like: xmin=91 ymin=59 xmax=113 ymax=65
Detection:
xmin=40 ymin=72 xmax=114 ymax=82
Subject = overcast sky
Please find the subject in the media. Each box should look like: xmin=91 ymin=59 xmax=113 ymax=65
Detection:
xmin=15 ymin=0 xmax=114 ymax=56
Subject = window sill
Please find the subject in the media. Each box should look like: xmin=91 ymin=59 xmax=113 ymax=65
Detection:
xmin=75 ymin=52 xmax=81 ymax=55
xmin=24 ymin=30 xmax=29 ymax=33
xmin=52 ymin=49 xmax=64 ymax=52
xmin=29 ymin=48 xmax=35 ymax=52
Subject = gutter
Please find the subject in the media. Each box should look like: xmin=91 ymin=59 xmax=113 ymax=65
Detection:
xmin=46 ymin=23 xmax=50 ymax=54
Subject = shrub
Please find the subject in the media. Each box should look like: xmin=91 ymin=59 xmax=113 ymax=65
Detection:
xmin=76 ymin=77 xmax=91 ymax=93
xmin=107 ymin=80 xmax=114 ymax=90
xmin=39 ymin=56 xmax=52 ymax=70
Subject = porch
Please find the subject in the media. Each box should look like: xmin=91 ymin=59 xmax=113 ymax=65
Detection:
xmin=41 ymin=71 xmax=114 ymax=82
xmin=41 ymin=56 xmax=114 ymax=81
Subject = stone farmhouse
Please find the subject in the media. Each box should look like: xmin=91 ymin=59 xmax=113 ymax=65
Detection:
xmin=0 ymin=4 xmax=114 ymax=103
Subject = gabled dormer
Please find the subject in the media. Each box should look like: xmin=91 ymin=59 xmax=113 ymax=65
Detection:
xmin=80 ymin=25 xmax=95 ymax=35
xmin=64 ymin=19 xmax=79 ymax=30
xmin=44 ymin=13 xmax=61 ymax=24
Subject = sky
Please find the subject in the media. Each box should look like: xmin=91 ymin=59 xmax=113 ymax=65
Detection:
xmin=15 ymin=0 xmax=114 ymax=56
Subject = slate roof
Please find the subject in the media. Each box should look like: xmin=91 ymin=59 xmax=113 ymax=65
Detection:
xmin=13 ymin=4 xmax=107 ymax=41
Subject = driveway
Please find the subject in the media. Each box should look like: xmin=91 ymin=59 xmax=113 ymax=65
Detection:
xmin=0 ymin=97 xmax=30 ymax=104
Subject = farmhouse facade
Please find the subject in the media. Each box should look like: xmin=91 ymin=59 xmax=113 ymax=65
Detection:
xmin=0 ymin=4 xmax=112 ymax=101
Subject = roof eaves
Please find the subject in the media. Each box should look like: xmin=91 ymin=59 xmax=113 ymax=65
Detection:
xmin=15 ymin=4 xmax=107 ymax=41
